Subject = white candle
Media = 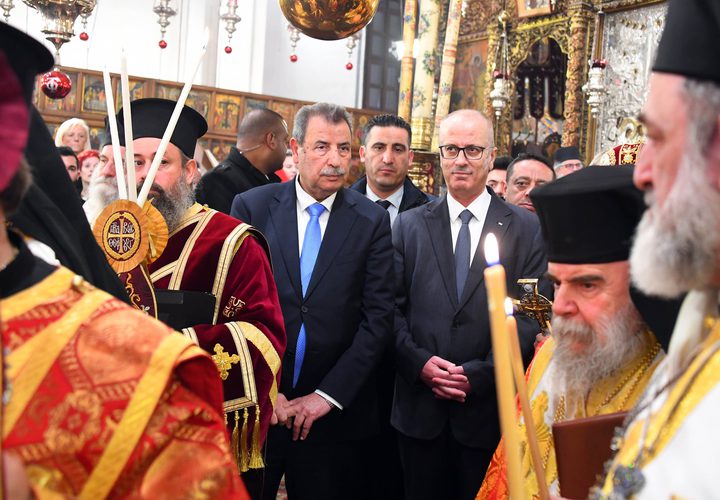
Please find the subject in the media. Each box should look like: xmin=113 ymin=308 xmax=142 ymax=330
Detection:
xmin=120 ymin=51 xmax=137 ymax=202
xmin=102 ymin=67 xmax=128 ymax=200
xmin=137 ymin=27 xmax=209 ymax=207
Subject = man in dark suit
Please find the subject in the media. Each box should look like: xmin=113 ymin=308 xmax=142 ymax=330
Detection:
xmin=350 ymin=113 xmax=431 ymax=499
xmin=392 ymin=109 xmax=549 ymax=500
xmin=231 ymin=102 xmax=394 ymax=500
xmin=195 ymin=108 xmax=289 ymax=214
xmin=351 ymin=114 xmax=432 ymax=225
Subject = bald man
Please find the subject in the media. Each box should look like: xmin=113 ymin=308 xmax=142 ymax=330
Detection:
xmin=392 ymin=109 xmax=549 ymax=500
xmin=196 ymin=108 xmax=290 ymax=214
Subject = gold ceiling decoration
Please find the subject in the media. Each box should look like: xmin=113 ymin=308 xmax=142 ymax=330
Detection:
xmin=278 ymin=0 xmax=380 ymax=41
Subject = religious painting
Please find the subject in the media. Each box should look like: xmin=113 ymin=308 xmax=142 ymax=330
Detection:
xmin=81 ymin=74 xmax=107 ymax=113
xmin=270 ymin=101 xmax=296 ymax=135
xmin=113 ymin=79 xmax=150 ymax=111
xmin=245 ymin=98 xmax=268 ymax=112
xmin=209 ymin=139 xmax=233 ymax=163
xmin=451 ymin=38 xmax=488 ymax=112
xmin=352 ymin=112 xmax=371 ymax=150
xmin=212 ymin=93 xmax=243 ymax=134
xmin=89 ymin=125 xmax=106 ymax=150
xmin=38 ymin=71 xmax=79 ymax=113
xmin=516 ymin=0 xmax=553 ymax=19
xmin=154 ymin=85 xmax=211 ymax=120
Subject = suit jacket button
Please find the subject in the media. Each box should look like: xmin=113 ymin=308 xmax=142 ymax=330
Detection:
xmin=301 ymin=305 xmax=308 ymax=313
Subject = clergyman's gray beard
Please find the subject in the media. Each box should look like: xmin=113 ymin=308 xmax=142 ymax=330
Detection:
xmin=630 ymin=148 xmax=720 ymax=298
xmin=547 ymin=303 xmax=647 ymax=417
xmin=145 ymin=178 xmax=195 ymax=232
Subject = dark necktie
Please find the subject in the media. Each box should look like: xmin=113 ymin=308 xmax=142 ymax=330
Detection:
xmin=293 ymin=202 xmax=326 ymax=387
xmin=376 ymin=199 xmax=392 ymax=210
xmin=455 ymin=209 xmax=473 ymax=300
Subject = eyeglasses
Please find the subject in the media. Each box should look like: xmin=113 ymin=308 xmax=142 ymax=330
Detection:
xmin=439 ymin=144 xmax=491 ymax=160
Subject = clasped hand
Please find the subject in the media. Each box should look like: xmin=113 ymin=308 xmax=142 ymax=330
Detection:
xmin=421 ymin=355 xmax=471 ymax=403
xmin=270 ymin=392 xmax=332 ymax=441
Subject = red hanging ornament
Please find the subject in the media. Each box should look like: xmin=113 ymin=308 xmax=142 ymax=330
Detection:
xmin=159 ymin=39 xmax=168 ymax=49
xmin=346 ymin=62 xmax=353 ymax=70
xmin=225 ymin=45 xmax=233 ymax=54
xmin=40 ymin=69 xmax=72 ymax=99
xmin=290 ymin=54 xmax=298 ymax=62
xmin=79 ymin=32 xmax=89 ymax=41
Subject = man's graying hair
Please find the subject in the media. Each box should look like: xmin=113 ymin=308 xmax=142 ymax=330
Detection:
xmin=683 ymin=79 xmax=720 ymax=156
xmin=293 ymin=102 xmax=352 ymax=145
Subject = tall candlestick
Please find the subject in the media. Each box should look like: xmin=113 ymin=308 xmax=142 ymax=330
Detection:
xmin=120 ymin=51 xmax=137 ymax=202
xmin=137 ymin=27 xmax=209 ymax=207
xmin=102 ymin=67 xmax=128 ymax=200
xmin=483 ymin=233 xmax=523 ymax=499
xmin=506 ymin=298 xmax=549 ymax=500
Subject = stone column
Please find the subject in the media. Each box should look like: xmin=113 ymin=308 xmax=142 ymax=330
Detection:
xmin=409 ymin=0 xmax=441 ymax=150
xmin=563 ymin=4 xmax=594 ymax=147
xmin=431 ymin=0 xmax=463 ymax=150
xmin=398 ymin=0 xmax=417 ymax=122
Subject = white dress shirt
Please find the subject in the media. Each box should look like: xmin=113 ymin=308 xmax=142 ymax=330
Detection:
xmin=294 ymin=177 xmax=343 ymax=409
xmin=365 ymin=184 xmax=404 ymax=227
xmin=295 ymin=177 xmax=336 ymax=254
xmin=446 ymin=189 xmax=492 ymax=265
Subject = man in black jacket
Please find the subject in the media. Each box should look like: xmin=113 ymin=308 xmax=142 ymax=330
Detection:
xmin=195 ymin=108 xmax=289 ymax=214
xmin=351 ymin=114 xmax=431 ymax=227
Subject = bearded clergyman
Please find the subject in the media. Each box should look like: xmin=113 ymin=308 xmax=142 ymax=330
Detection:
xmin=86 ymin=98 xmax=287 ymax=493
xmin=478 ymin=166 xmax=680 ymax=499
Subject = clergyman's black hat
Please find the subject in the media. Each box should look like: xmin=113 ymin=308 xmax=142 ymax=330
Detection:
xmin=553 ymin=146 xmax=581 ymax=165
xmin=530 ymin=165 xmax=642 ymax=264
xmin=116 ymin=98 xmax=207 ymax=157
xmin=653 ymin=0 xmax=720 ymax=84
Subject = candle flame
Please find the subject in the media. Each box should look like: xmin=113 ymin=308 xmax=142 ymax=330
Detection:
xmin=505 ymin=297 xmax=514 ymax=316
xmin=485 ymin=233 xmax=499 ymax=265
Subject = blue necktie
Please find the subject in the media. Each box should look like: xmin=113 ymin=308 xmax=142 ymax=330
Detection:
xmin=293 ymin=202 xmax=326 ymax=387
xmin=455 ymin=209 xmax=473 ymax=300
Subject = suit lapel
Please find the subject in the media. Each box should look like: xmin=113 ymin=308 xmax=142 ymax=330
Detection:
xmin=305 ymin=190 xmax=358 ymax=299
xmin=423 ymin=199 xmax=459 ymax=309
xmin=458 ymin=195 xmax=512 ymax=309
xmin=269 ymin=184 xmax=302 ymax=298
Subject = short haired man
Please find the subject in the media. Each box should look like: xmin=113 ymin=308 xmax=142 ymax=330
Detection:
xmin=57 ymin=145 xmax=80 ymax=183
xmin=505 ymin=153 xmax=555 ymax=213
xmin=553 ymin=146 xmax=584 ymax=178
xmin=392 ymin=109 xmax=549 ymax=499
xmin=487 ymin=155 xmax=511 ymax=199
xmin=231 ymin=102 xmax=394 ymax=499
xmin=479 ymin=166 xmax=675 ymax=499
xmin=0 ymin=21 xmax=246 ymax=498
xmin=351 ymin=113 xmax=432 ymax=226
xmin=114 ymin=98 xmax=287 ymax=487
xmin=195 ymin=108 xmax=289 ymax=214
xmin=597 ymin=1 xmax=720 ymax=496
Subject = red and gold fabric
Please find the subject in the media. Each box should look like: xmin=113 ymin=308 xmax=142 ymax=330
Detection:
xmin=595 ymin=142 xmax=645 ymax=166
xmin=148 ymin=203 xmax=286 ymax=472
xmin=478 ymin=331 xmax=663 ymax=499
xmin=1 ymin=266 xmax=248 ymax=499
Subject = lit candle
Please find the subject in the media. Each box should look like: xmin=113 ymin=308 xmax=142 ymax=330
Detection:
xmin=102 ymin=66 xmax=128 ymax=200
xmin=483 ymin=233 xmax=523 ymax=499
xmin=506 ymin=298 xmax=549 ymax=500
xmin=137 ymin=27 xmax=209 ymax=207
xmin=120 ymin=50 xmax=137 ymax=202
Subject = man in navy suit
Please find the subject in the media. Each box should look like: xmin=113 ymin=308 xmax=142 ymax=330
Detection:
xmin=392 ymin=109 xmax=549 ymax=499
xmin=231 ymin=102 xmax=394 ymax=500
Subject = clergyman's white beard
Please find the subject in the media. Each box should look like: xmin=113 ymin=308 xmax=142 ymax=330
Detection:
xmin=83 ymin=170 xmax=119 ymax=225
xmin=630 ymin=148 xmax=720 ymax=298
xmin=547 ymin=304 xmax=646 ymax=417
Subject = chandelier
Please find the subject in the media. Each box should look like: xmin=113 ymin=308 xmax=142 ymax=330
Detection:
xmin=153 ymin=0 xmax=176 ymax=49
xmin=490 ymin=11 xmax=511 ymax=121
xmin=220 ymin=0 xmax=241 ymax=54
xmin=23 ymin=0 xmax=96 ymax=54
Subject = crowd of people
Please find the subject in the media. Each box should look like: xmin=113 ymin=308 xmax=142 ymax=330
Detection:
xmin=1 ymin=0 xmax=719 ymax=498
